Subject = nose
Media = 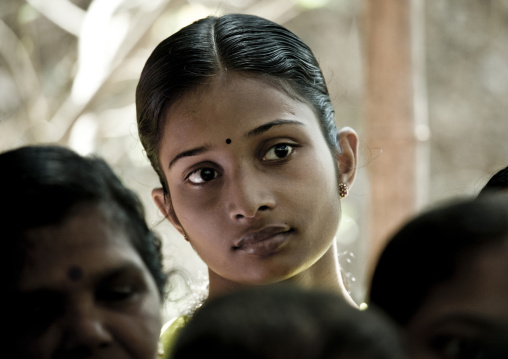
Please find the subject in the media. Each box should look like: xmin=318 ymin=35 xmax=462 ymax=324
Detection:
xmin=227 ymin=166 xmax=276 ymax=220
xmin=62 ymin=304 xmax=113 ymax=353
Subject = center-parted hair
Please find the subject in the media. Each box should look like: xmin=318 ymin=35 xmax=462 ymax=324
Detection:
xmin=136 ymin=13 xmax=338 ymax=194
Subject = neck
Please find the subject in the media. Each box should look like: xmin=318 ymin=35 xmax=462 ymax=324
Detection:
xmin=207 ymin=241 xmax=358 ymax=307
xmin=284 ymin=241 xmax=357 ymax=307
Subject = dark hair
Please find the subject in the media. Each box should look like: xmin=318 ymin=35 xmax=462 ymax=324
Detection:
xmin=0 ymin=145 xmax=167 ymax=298
xmin=478 ymin=166 xmax=508 ymax=197
xmin=369 ymin=195 xmax=508 ymax=326
xmin=171 ymin=285 xmax=405 ymax=359
xmin=136 ymin=13 xmax=338 ymax=194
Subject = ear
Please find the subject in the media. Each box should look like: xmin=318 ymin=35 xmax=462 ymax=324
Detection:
xmin=336 ymin=127 xmax=359 ymax=188
xmin=152 ymin=188 xmax=186 ymax=236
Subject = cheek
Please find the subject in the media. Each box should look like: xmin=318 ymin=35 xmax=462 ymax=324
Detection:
xmin=291 ymin=150 xmax=339 ymax=201
xmin=170 ymin=183 xmax=232 ymax=238
xmin=293 ymin=154 xmax=341 ymax=229
xmin=117 ymin=296 xmax=162 ymax=357
xmin=172 ymin=191 xmax=222 ymax=230
xmin=170 ymin=179 xmax=218 ymax=211
xmin=139 ymin=304 xmax=162 ymax=343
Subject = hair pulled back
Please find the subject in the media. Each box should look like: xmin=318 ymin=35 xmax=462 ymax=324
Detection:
xmin=136 ymin=13 xmax=338 ymax=193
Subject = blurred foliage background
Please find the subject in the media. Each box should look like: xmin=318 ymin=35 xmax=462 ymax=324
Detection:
xmin=1 ymin=0 xmax=508 ymax=318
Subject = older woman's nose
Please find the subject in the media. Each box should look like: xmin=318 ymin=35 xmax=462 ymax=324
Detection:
xmin=62 ymin=304 xmax=113 ymax=353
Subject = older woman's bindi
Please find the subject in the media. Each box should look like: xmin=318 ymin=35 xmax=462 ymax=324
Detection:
xmin=226 ymin=138 xmax=232 ymax=144
xmin=67 ymin=265 xmax=84 ymax=281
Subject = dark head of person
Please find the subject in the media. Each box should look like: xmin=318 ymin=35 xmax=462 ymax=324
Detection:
xmin=477 ymin=166 xmax=508 ymax=197
xmin=1 ymin=145 xmax=167 ymax=357
xmin=369 ymin=195 xmax=508 ymax=359
xmin=171 ymin=285 xmax=405 ymax=359
xmin=1 ymin=145 xmax=166 ymax=295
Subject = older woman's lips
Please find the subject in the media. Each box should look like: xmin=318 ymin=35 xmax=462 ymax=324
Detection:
xmin=234 ymin=227 xmax=293 ymax=257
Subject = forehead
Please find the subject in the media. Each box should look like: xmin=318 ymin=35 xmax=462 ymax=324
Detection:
xmin=18 ymin=204 xmax=143 ymax=290
xmin=174 ymin=74 xmax=307 ymax=116
xmin=161 ymin=73 xmax=321 ymax=147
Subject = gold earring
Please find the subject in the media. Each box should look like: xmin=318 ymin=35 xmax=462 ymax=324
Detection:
xmin=339 ymin=183 xmax=349 ymax=199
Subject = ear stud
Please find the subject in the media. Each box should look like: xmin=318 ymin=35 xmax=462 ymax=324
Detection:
xmin=338 ymin=183 xmax=349 ymax=199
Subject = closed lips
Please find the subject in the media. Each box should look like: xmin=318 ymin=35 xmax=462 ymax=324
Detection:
xmin=234 ymin=226 xmax=293 ymax=249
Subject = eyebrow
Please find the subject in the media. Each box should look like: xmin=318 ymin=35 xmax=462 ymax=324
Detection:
xmin=246 ymin=119 xmax=305 ymax=137
xmin=169 ymin=146 xmax=210 ymax=169
xmin=168 ymin=120 xmax=304 ymax=169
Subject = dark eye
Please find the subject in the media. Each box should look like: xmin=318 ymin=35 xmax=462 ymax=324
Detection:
xmin=264 ymin=144 xmax=294 ymax=160
xmin=97 ymin=285 xmax=137 ymax=303
xmin=188 ymin=168 xmax=219 ymax=184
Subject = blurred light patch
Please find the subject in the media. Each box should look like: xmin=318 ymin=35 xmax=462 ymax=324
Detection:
xmin=99 ymin=104 xmax=136 ymax=138
xmin=72 ymin=0 xmax=130 ymax=104
xmin=481 ymin=53 xmax=508 ymax=95
xmin=296 ymin=0 xmax=330 ymax=9
xmin=152 ymin=3 xmax=210 ymax=40
xmin=0 ymin=69 xmax=22 ymax=116
xmin=359 ymin=302 xmax=368 ymax=311
xmin=69 ymin=113 xmax=98 ymax=155
xmin=188 ymin=0 xmax=255 ymax=8
xmin=414 ymin=124 xmax=430 ymax=142
xmin=26 ymin=0 xmax=85 ymax=36
xmin=336 ymin=215 xmax=359 ymax=245
xmin=17 ymin=4 xmax=40 ymax=24
xmin=139 ymin=0 xmax=166 ymax=12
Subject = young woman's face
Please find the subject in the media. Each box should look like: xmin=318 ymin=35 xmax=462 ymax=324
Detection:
xmin=154 ymin=73 xmax=357 ymax=290
xmin=16 ymin=205 xmax=162 ymax=359
xmin=406 ymin=240 xmax=508 ymax=359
